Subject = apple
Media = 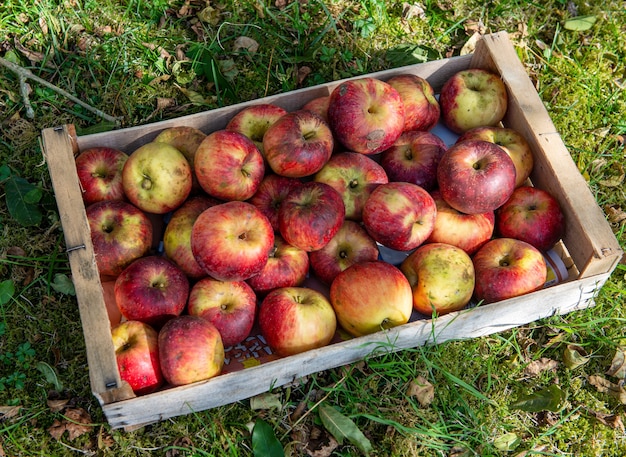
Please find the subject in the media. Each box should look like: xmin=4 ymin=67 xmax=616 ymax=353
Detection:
xmin=75 ymin=146 xmax=128 ymax=205
xmin=122 ymin=141 xmax=192 ymax=214
xmin=426 ymin=190 xmax=495 ymax=255
xmin=329 ymin=260 xmax=413 ymax=337
xmin=153 ymin=125 xmax=206 ymax=194
xmin=194 ymin=129 xmax=265 ymax=201
xmin=248 ymin=174 xmax=303 ymax=232
xmin=263 ymin=110 xmax=334 ymax=178
xmin=313 ymin=151 xmax=388 ymax=221
xmin=278 ymin=182 xmax=345 ymax=252
xmin=439 ymin=68 xmax=508 ymax=134
xmin=191 ymin=201 xmax=275 ymax=281
xmin=158 ymin=315 xmax=224 ymax=386
xmin=327 ymin=77 xmax=405 ymax=155
xmin=457 ymin=126 xmax=533 ymax=188
xmin=163 ymin=195 xmax=221 ymax=279
xmin=258 ymin=286 xmax=337 ymax=357
xmin=400 ymin=243 xmax=475 ymax=316
xmin=111 ymin=320 xmax=163 ymax=395
xmin=362 ymin=181 xmax=437 ymax=251
xmin=86 ymin=200 xmax=153 ymax=276
xmin=301 ymin=96 xmax=330 ymax=123
xmin=101 ymin=277 xmax=122 ymax=327
xmin=437 ymin=139 xmax=516 ymax=215
xmin=495 ymin=186 xmax=565 ymax=251
xmin=309 ymin=220 xmax=380 ymax=285
xmin=246 ymin=234 xmax=310 ymax=295
xmin=380 ymin=130 xmax=447 ymax=191
xmin=386 ymin=74 xmax=440 ymax=132
xmin=472 ymin=237 xmax=547 ymax=304
xmin=187 ymin=277 xmax=257 ymax=348
xmin=114 ymin=255 xmax=190 ymax=327
xmin=225 ymin=103 xmax=289 ymax=156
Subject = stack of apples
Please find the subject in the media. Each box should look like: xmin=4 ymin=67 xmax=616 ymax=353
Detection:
xmin=75 ymin=67 xmax=565 ymax=396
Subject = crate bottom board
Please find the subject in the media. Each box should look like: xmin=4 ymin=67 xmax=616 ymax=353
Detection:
xmin=99 ymin=271 xmax=608 ymax=430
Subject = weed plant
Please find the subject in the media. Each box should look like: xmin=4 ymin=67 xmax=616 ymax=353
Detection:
xmin=1 ymin=0 xmax=625 ymax=455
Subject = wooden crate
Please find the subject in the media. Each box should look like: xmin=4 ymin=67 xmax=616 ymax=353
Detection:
xmin=41 ymin=31 xmax=623 ymax=430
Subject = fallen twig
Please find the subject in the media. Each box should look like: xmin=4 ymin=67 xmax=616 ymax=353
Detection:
xmin=0 ymin=56 xmax=120 ymax=124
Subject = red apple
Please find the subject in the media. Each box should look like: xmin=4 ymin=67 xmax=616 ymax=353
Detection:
xmin=122 ymin=141 xmax=192 ymax=214
xmin=258 ymin=286 xmax=337 ymax=357
xmin=386 ymin=74 xmax=440 ymax=132
xmin=472 ymin=237 xmax=547 ymax=304
xmin=400 ymin=243 xmax=475 ymax=316
xmin=187 ymin=277 xmax=257 ymax=348
xmin=457 ymin=126 xmax=533 ymax=188
xmin=426 ymin=190 xmax=495 ymax=255
xmin=263 ymin=110 xmax=334 ymax=178
xmin=362 ymin=181 xmax=436 ymax=251
xmin=158 ymin=315 xmax=224 ymax=386
xmin=309 ymin=220 xmax=380 ymax=285
xmin=75 ymin=146 xmax=128 ymax=205
xmin=437 ymin=139 xmax=516 ymax=215
xmin=301 ymin=96 xmax=330 ymax=123
xmin=191 ymin=201 xmax=275 ymax=281
xmin=102 ymin=277 xmax=122 ymax=327
xmin=439 ymin=68 xmax=508 ymax=134
xmin=248 ymin=174 xmax=303 ymax=232
xmin=246 ymin=234 xmax=310 ymax=295
xmin=111 ymin=320 xmax=163 ymax=395
xmin=278 ymin=182 xmax=345 ymax=252
xmin=313 ymin=151 xmax=388 ymax=221
xmin=194 ymin=129 xmax=265 ymax=201
xmin=225 ymin=103 xmax=289 ymax=156
xmin=114 ymin=255 xmax=190 ymax=327
xmin=380 ymin=130 xmax=447 ymax=191
xmin=163 ymin=195 xmax=221 ymax=279
xmin=330 ymin=260 xmax=413 ymax=337
xmin=327 ymin=77 xmax=405 ymax=155
xmin=495 ymin=186 xmax=565 ymax=251
xmin=86 ymin=200 xmax=153 ymax=276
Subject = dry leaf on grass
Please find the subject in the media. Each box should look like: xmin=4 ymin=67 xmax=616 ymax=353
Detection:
xmin=588 ymin=375 xmax=626 ymax=404
xmin=587 ymin=410 xmax=625 ymax=431
xmin=48 ymin=407 xmax=93 ymax=441
xmin=523 ymin=358 xmax=559 ymax=377
xmin=0 ymin=405 xmax=21 ymax=422
xmin=607 ymin=347 xmax=626 ymax=378
xmin=407 ymin=375 xmax=434 ymax=407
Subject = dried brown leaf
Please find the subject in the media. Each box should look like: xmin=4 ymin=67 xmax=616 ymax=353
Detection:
xmin=306 ymin=435 xmax=339 ymax=457
xmin=563 ymin=344 xmax=590 ymax=370
xmin=402 ymin=3 xmax=426 ymax=20
xmin=142 ymin=42 xmax=172 ymax=61
xmin=233 ymin=36 xmax=259 ymax=54
xmin=607 ymin=347 xmax=626 ymax=378
xmin=588 ymin=375 xmax=626 ymax=404
xmin=298 ymin=66 xmax=312 ymax=85
xmin=47 ymin=398 xmax=70 ymax=413
xmin=0 ymin=405 xmax=21 ymax=422
xmin=48 ymin=407 xmax=93 ymax=441
xmin=407 ymin=375 xmax=434 ymax=407
xmin=588 ymin=410 xmax=625 ymax=431
xmin=605 ymin=205 xmax=626 ymax=224
xmin=523 ymin=358 xmax=559 ymax=377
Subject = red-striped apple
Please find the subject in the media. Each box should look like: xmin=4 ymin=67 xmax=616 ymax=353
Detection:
xmin=386 ymin=74 xmax=440 ymax=132
xmin=75 ymin=146 xmax=128 ymax=205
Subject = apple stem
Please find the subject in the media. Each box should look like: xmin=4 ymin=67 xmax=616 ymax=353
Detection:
xmin=141 ymin=176 xmax=153 ymax=190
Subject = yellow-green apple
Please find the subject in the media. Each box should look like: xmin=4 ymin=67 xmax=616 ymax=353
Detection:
xmin=457 ymin=126 xmax=533 ymax=188
xmin=472 ymin=237 xmax=547 ymax=304
xmin=327 ymin=77 xmax=405 ymax=155
xmin=301 ymin=96 xmax=330 ymax=123
xmin=225 ymin=103 xmax=288 ymax=156
xmin=278 ymin=182 xmax=345 ymax=252
xmin=380 ymin=130 xmax=447 ymax=191
xmin=362 ymin=181 xmax=437 ymax=251
xmin=386 ymin=74 xmax=440 ymax=132
xmin=75 ymin=147 xmax=128 ymax=205
xmin=153 ymin=125 xmax=206 ymax=194
xmin=122 ymin=141 xmax=192 ymax=214
xmin=309 ymin=220 xmax=380 ymax=285
xmin=313 ymin=151 xmax=388 ymax=221
xmin=495 ymin=186 xmax=565 ymax=251
xmin=258 ymin=286 xmax=337 ymax=357
xmin=194 ymin=129 xmax=265 ymax=201
xmin=426 ymin=190 xmax=495 ymax=255
xmin=437 ymin=139 xmax=516 ymax=214
xmin=111 ymin=320 xmax=163 ymax=395
xmin=400 ymin=242 xmax=475 ymax=316
xmin=163 ymin=195 xmax=221 ymax=279
xmin=439 ymin=68 xmax=508 ymax=134
xmin=263 ymin=110 xmax=334 ymax=178
xmin=158 ymin=315 xmax=224 ymax=386
xmin=86 ymin=200 xmax=153 ymax=276
xmin=248 ymin=174 xmax=303 ymax=232
xmin=191 ymin=201 xmax=274 ymax=281
xmin=246 ymin=234 xmax=310 ymax=295
xmin=187 ymin=277 xmax=257 ymax=348
xmin=114 ymin=255 xmax=189 ymax=327
xmin=329 ymin=260 xmax=413 ymax=337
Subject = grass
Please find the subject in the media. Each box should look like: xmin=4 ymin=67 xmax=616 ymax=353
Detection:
xmin=1 ymin=0 xmax=626 ymax=455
